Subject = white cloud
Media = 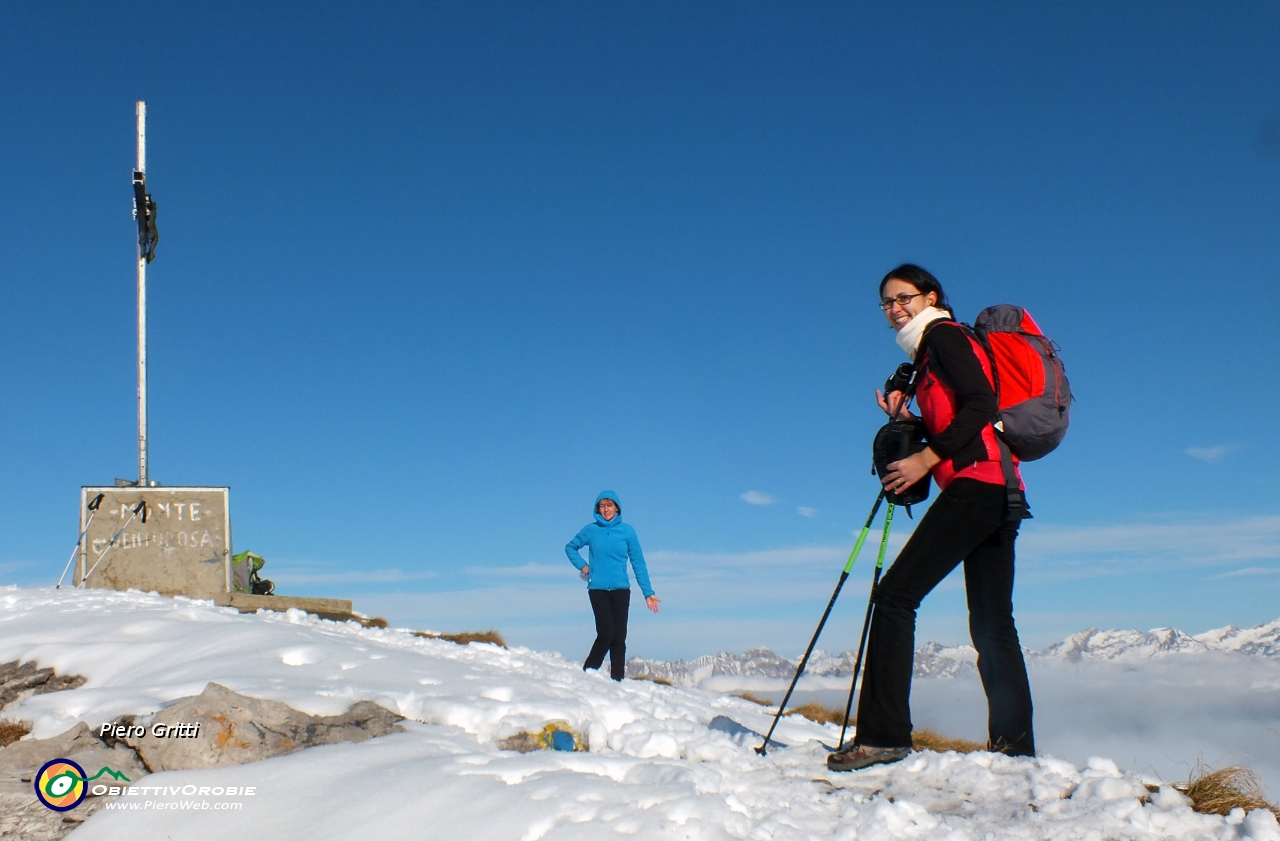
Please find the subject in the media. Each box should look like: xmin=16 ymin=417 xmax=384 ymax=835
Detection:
xmin=741 ymin=491 xmax=777 ymax=506
xmin=1213 ymin=566 xmax=1280 ymax=579
xmin=1016 ymin=515 xmax=1280 ymax=582
xmin=797 ymin=507 xmax=817 ymax=518
xmin=1185 ymin=444 xmax=1236 ymax=463
xmin=464 ymin=563 xmax=569 ymax=579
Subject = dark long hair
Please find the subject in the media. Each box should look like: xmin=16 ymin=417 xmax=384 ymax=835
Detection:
xmin=879 ymin=264 xmax=951 ymax=313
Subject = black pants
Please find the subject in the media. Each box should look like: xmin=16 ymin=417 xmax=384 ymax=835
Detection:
xmin=584 ymin=588 xmax=630 ymax=680
xmin=854 ymin=478 xmax=1035 ymax=756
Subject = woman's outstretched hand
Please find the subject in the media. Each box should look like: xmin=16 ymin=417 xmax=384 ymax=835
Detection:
xmin=646 ymin=596 xmax=661 ymax=614
xmin=876 ymin=389 xmax=917 ymax=421
xmin=883 ymin=448 xmax=941 ymax=493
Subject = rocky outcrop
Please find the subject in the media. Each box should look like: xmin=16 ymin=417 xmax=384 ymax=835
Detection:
xmin=0 ymin=661 xmax=86 ymax=710
xmin=118 ymin=683 xmax=406 ymax=772
xmin=0 ymin=683 xmax=405 ymax=840
xmin=0 ymin=721 xmax=148 ymax=781
xmin=0 ymin=722 xmax=148 ymax=841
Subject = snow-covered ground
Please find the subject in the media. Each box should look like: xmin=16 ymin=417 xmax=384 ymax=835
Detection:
xmin=629 ymin=619 xmax=1280 ymax=797
xmin=1 ymin=586 xmax=1278 ymax=840
xmin=725 ymin=659 xmax=1280 ymax=805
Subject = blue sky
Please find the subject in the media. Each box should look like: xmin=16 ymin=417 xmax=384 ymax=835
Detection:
xmin=1 ymin=2 xmax=1277 ymax=660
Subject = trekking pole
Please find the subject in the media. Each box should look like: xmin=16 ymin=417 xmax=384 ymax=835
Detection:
xmin=56 ymin=494 xmax=105 ymax=589
xmin=836 ymin=501 xmax=895 ymax=750
xmin=755 ymin=490 xmax=885 ymax=756
xmin=80 ymin=500 xmax=147 ymax=586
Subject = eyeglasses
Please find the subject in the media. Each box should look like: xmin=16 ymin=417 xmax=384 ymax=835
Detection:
xmin=879 ymin=292 xmax=926 ymax=311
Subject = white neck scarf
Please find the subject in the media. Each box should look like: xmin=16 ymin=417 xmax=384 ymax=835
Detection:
xmin=895 ymin=306 xmax=952 ymax=360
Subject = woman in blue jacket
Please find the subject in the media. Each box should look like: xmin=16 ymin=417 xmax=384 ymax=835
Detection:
xmin=565 ymin=490 xmax=660 ymax=680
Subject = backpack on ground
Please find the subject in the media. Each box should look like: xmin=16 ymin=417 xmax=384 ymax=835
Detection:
xmin=969 ymin=305 xmax=1072 ymax=462
xmin=232 ymin=551 xmax=275 ymax=596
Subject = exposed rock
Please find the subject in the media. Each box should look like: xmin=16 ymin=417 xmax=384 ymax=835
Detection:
xmin=0 ymin=661 xmax=86 ymax=710
xmin=63 ymin=744 xmax=149 ymax=788
xmin=124 ymin=682 xmax=406 ymax=772
xmin=0 ymin=722 xmax=137 ymax=841
xmin=0 ymin=723 xmax=105 ymax=776
xmin=412 ymin=629 xmax=507 ymax=648
xmin=0 ymin=788 xmax=109 ymax=841
xmin=497 ymin=731 xmax=541 ymax=753
xmin=0 ymin=720 xmax=149 ymax=788
xmin=95 ymin=714 xmax=137 ymax=750
xmin=0 ymin=682 xmax=404 ymax=840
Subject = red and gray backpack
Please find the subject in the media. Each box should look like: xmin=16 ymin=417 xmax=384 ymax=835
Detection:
xmin=900 ymin=306 xmax=1072 ymax=521
xmin=970 ymin=305 xmax=1072 ymax=462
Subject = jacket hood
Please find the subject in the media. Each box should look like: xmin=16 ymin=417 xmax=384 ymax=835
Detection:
xmin=594 ymin=490 xmax=622 ymax=526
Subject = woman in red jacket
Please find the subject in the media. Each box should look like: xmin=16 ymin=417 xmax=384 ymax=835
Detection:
xmin=828 ymin=264 xmax=1035 ymax=772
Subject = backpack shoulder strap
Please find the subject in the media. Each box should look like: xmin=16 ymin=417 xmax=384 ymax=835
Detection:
xmin=902 ymin=317 xmax=956 ymax=400
xmin=996 ymin=434 xmax=1033 ymax=521
xmin=950 ymin=320 xmax=1002 ymax=406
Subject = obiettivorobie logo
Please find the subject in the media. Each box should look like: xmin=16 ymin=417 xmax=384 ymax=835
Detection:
xmin=34 ymin=758 xmax=131 ymax=812
xmin=35 ymin=756 xmax=257 ymax=813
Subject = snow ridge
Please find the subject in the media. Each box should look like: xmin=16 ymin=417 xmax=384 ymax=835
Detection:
xmin=1193 ymin=619 xmax=1280 ymax=657
xmin=627 ymin=617 xmax=1280 ymax=686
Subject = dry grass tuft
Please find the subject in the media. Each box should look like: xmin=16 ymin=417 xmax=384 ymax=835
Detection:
xmin=911 ymin=728 xmax=984 ymax=754
xmin=0 ymin=719 xmax=32 ymax=747
xmin=1175 ymin=765 xmax=1280 ymax=819
xmin=734 ymin=692 xmax=775 ymax=707
xmin=732 ymin=696 xmax=981 ymax=755
xmin=412 ymin=629 xmax=508 ymax=648
xmin=359 ymin=616 xmax=389 ymax=629
xmin=772 ymin=703 xmax=983 ymax=754
xmin=630 ymin=674 xmax=673 ymax=686
xmin=785 ymin=702 xmax=851 ymax=727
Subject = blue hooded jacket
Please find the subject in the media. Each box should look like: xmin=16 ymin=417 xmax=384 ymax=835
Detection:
xmin=565 ymin=490 xmax=655 ymax=597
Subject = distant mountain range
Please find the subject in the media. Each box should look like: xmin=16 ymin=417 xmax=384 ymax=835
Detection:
xmin=625 ymin=617 xmax=1280 ymax=686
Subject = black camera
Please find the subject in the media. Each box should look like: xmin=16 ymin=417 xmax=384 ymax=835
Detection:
xmin=884 ymin=362 xmax=914 ymax=397
xmin=873 ymin=362 xmax=930 ymax=508
xmin=873 ymin=420 xmax=932 ymax=507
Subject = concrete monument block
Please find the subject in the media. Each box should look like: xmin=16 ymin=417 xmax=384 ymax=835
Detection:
xmin=76 ymin=486 xmax=232 ymax=599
